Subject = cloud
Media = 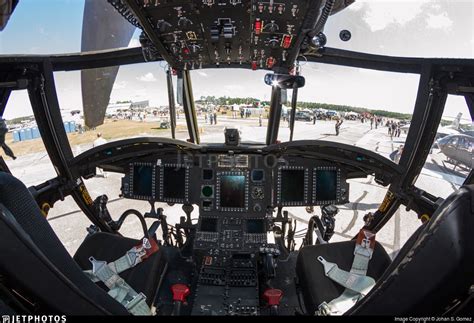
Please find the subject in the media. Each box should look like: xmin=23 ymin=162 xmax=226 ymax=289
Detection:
xmin=355 ymin=0 xmax=432 ymax=32
xmin=136 ymin=72 xmax=157 ymax=82
xmin=426 ymin=12 xmax=453 ymax=29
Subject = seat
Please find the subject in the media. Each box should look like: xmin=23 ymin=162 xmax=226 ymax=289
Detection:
xmin=296 ymin=184 xmax=474 ymax=316
xmin=348 ymin=185 xmax=474 ymax=315
xmin=296 ymin=240 xmax=391 ymax=314
xmin=0 ymin=171 xmax=165 ymax=314
xmin=74 ymin=232 xmax=166 ymax=306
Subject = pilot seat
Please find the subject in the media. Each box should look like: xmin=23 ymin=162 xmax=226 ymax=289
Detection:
xmin=0 ymin=172 xmax=166 ymax=315
xmin=296 ymin=184 xmax=474 ymax=315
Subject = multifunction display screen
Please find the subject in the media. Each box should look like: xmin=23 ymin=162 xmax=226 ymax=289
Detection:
xmin=132 ymin=165 xmax=153 ymax=198
xmin=280 ymin=169 xmax=306 ymax=203
xmin=220 ymin=175 xmax=246 ymax=208
xmin=163 ymin=166 xmax=186 ymax=200
xmin=315 ymin=170 xmax=337 ymax=201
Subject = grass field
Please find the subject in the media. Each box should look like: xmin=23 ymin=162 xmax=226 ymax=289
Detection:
xmin=1 ymin=120 xmax=184 ymax=159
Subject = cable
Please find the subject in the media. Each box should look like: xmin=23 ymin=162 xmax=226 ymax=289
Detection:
xmin=115 ymin=209 xmax=149 ymax=239
xmin=310 ymin=0 xmax=335 ymax=37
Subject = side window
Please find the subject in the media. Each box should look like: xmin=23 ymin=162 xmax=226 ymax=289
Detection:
xmin=415 ymin=95 xmax=472 ymax=199
xmin=1 ymin=90 xmax=57 ymax=186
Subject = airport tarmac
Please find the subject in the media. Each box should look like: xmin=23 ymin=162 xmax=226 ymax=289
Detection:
xmin=3 ymin=117 xmax=469 ymax=257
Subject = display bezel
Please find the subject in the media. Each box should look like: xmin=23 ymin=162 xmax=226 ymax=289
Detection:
xmin=216 ymin=171 xmax=249 ymax=212
xmin=159 ymin=163 xmax=190 ymax=203
xmin=128 ymin=162 xmax=156 ymax=200
xmin=312 ymin=167 xmax=342 ymax=205
xmin=276 ymin=166 xmax=309 ymax=206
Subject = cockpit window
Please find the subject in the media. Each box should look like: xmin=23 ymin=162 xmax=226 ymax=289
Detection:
xmin=0 ymin=0 xmax=141 ymax=55
xmin=1 ymin=1 xmax=472 ymax=58
xmin=190 ymin=69 xmax=270 ymax=144
xmin=283 ymin=64 xmax=420 ymax=164
xmin=414 ymin=95 xmax=473 ymax=199
xmin=54 ymin=62 xmax=176 ymax=156
xmin=326 ymin=0 xmax=474 ymax=58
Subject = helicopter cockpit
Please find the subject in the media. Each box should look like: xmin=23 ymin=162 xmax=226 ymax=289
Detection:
xmin=0 ymin=0 xmax=474 ymax=317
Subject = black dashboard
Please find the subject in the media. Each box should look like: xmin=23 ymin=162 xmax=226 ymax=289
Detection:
xmin=120 ymin=152 xmax=350 ymax=251
xmin=73 ymin=137 xmax=401 ymax=254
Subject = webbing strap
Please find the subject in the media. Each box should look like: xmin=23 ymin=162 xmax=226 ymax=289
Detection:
xmin=83 ymin=237 xmax=159 ymax=315
xmin=84 ymin=237 xmax=159 ymax=281
xmin=316 ymin=229 xmax=376 ymax=316
xmin=317 ymin=256 xmax=375 ymax=294
xmin=89 ymin=256 xmax=151 ymax=316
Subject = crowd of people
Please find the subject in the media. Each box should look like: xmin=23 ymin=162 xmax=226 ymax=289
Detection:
xmin=204 ymin=111 xmax=218 ymax=125
xmin=387 ymin=120 xmax=402 ymax=137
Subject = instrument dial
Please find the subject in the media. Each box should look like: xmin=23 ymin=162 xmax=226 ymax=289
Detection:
xmin=251 ymin=186 xmax=265 ymax=200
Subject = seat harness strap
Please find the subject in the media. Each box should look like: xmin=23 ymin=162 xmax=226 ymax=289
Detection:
xmin=84 ymin=237 xmax=159 ymax=316
xmin=316 ymin=229 xmax=376 ymax=316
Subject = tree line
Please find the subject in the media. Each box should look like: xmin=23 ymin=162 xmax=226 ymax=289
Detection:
xmin=197 ymin=96 xmax=413 ymax=120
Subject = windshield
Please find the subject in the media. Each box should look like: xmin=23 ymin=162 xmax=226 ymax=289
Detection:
xmin=1 ymin=0 xmax=472 ymax=57
xmin=1 ymin=1 xmax=472 ymax=149
xmin=0 ymin=0 xmax=472 ymax=259
xmin=191 ymin=69 xmax=270 ymax=144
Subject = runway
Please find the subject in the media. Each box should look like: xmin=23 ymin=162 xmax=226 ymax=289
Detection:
xmin=2 ymin=117 xmax=468 ymax=256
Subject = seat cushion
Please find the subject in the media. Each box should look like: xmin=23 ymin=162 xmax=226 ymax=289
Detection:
xmin=73 ymin=232 xmax=167 ymax=306
xmin=296 ymin=240 xmax=391 ymax=314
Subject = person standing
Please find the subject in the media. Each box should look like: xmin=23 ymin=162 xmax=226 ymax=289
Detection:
xmin=214 ymin=112 xmax=217 ymax=125
xmin=335 ymin=119 xmax=343 ymax=136
xmin=0 ymin=118 xmax=16 ymax=160
xmin=390 ymin=145 xmax=404 ymax=163
xmin=93 ymin=132 xmax=107 ymax=147
xmin=370 ymin=117 xmax=374 ymax=130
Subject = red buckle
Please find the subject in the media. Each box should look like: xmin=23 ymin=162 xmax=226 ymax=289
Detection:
xmin=137 ymin=237 xmax=159 ymax=260
xmin=171 ymin=284 xmax=190 ymax=303
xmin=263 ymin=288 xmax=283 ymax=306
xmin=356 ymin=229 xmax=376 ymax=250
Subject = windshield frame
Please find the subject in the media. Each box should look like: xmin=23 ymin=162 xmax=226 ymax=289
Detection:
xmin=1 ymin=46 xmax=473 ymax=233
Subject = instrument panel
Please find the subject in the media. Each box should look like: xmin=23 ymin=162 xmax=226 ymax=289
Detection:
xmin=132 ymin=0 xmax=324 ymax=69
xmin=121 ymin=152 xmax=350 ymax=212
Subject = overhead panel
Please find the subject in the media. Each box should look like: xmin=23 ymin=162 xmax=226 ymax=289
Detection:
xmin=133 ymin=0 xmax=319 ymax=71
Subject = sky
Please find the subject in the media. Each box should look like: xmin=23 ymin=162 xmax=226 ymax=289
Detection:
xmin=0 ymin=0 xmax=473 ymax=121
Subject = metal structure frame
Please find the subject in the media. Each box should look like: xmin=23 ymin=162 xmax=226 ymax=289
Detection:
xmin=0 ymin=46 xmax=473 ymax=234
